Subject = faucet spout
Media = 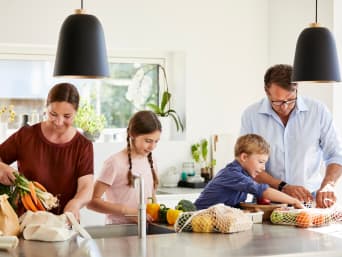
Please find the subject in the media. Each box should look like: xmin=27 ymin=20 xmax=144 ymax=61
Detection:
xmin=134 ymin=175 xmax=146 ymax=238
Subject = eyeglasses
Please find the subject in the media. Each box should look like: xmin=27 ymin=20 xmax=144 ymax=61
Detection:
xmin=271 ymin=98 xmax=297 ymax=107
xmin=268 ymin=89 xmax=297 ymax=107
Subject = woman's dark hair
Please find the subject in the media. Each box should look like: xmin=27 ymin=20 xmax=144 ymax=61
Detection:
xmin=126 ymin=110 xmax=161 ymax=188
xmin=46 ymin=83 xmax=80 ymax=110
xmin=264 ymin=64 xmax=296 ymax=91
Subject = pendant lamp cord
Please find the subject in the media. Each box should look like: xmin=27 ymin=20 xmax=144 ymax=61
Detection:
xmin=81 ymin=0 xmax=84 ymax=9
xmin=315 ymin=0 xmax=317 ymax=23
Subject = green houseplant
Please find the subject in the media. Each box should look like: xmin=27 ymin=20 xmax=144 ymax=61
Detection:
xmin=74 ymin=102 xmax=106 ymax=142
xmin=146 ymin=65 xmax=184 ymax=132
xmin=191 ymin=139 xmax=216 ymax=181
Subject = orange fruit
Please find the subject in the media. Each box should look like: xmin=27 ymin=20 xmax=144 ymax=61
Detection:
xmin=312 ymin=214 xmax=325 ymax=226
xmin=296 ymin=212 xmax=312 ymax=228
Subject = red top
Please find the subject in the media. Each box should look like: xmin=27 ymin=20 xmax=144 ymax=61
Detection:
xmin=0 ymin=123 xmax=94 ymax=214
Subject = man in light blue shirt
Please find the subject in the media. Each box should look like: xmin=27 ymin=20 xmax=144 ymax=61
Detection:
xmin=240 ymin=64 xmax=342 ymax=208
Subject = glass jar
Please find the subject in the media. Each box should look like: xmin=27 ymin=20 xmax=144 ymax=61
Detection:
xmin=182 ymin=162 xmax=195 ymax=176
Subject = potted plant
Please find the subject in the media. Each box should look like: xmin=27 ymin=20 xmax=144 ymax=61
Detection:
xmin=146 ymin=65 xmax=184 ymax=132
xmin=74 ymin=102 xmax=106 ymax=142
xmin=191 ymin=139 xmax=216 ymax=182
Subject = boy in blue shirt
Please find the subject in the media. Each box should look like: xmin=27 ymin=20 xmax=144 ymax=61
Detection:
xmin=195 ymin=134 xmax=304 ymax=210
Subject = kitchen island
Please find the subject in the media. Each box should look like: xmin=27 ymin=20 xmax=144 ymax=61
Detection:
xmin=3 ymin=223 xmax=342 ymax=257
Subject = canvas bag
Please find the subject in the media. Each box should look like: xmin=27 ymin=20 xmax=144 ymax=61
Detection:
xmin=19 ymin=211 xmax=91 ymax=242
xmin=0 ymin=194 xmax=20 ymax=236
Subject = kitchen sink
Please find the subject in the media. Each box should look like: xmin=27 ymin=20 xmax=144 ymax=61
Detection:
xmin=85 ymin=223 xmax=175 ymax=238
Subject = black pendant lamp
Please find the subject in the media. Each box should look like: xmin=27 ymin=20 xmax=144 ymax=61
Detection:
xmin=54 ymin=0 xmax=109 ymax=78
xmin=292 ymin=0 xmax=341 ymax=83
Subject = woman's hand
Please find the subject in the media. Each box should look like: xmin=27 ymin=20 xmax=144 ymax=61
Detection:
xmin=0 ymin=162 xmax=16 ymax=185
xmin=64 ymin=199 xmax=82 ymax=222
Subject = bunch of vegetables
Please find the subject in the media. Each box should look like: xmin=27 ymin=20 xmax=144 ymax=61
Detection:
xmin=146 ymin=199 xmax=196 ymax=226
xmin=0 ymin=172 xmax=59 ymax=212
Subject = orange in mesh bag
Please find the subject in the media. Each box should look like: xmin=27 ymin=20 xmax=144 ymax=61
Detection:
xmin=0 ymin=194 xmax=20 ymax=236
xmin=175 ymin=204 xmax=253 ymax=233
xmin=270 ymin=207 xmax=332 ymax=228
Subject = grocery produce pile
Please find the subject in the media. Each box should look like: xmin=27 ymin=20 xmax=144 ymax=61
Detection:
xmin=270 ymin=207 xmax=342 ymax=228
xmin=147 ymin=198 xmax=196 ymax=226
xmin=175 ymin=203 xmax=253 ymax=233
xmin=0 ymin=172 xmax=58 ymax=212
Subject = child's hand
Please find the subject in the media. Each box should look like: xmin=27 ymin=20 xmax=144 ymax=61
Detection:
xmin=292 ymin=199 xmax=305 ymax=209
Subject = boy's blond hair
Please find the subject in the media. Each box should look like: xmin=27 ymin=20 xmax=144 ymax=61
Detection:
xmin=234 ymin=134 xmax=270 ymax=157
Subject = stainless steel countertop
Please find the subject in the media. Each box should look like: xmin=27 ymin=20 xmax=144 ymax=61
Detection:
xmin=5 ymin=224 xmax=342 ymax=257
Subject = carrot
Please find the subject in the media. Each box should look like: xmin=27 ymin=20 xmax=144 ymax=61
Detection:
xmin=29 ymin=182 xmax=38 ymax=205
xmin=21 ymin=194 xmax=31 ymax=211
xmin=22 ymin=193 xmax=38 ymax=212
xmin=35 ymin=198 xmax=46 ymax=211
xmin=33 ymin=181 xmax=47 ymax=192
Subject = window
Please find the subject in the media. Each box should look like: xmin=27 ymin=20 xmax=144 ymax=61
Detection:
xmin=0 ymin=46 xmax=185 ymax=141
xmin=75 ymin=61 xmax=162 ymax=129
xmin=0 ymin=56 xmax=163 ymax=131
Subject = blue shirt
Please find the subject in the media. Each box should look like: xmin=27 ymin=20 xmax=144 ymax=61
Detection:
xmin=240 ymin=96 xmax=342 ymax=192
xmin=194 ymin=160 xmax=269 ymax=210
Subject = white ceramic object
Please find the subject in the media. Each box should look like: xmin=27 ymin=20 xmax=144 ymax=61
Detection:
xmin=245 ymin=211 xmax=264 ymax=224
xmin=162 ymin=167 xmax=179 ymax=187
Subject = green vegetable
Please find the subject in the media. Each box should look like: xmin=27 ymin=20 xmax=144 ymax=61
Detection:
xmin=175 ymin=199 xmax=197 ymax=212
xmin=158 ymin=204 xmax=170 ymax=224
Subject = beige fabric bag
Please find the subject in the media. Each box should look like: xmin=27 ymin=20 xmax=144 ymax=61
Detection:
xmin=19 ymin=211 xmax=91 ymax=242
xmin=0 ymin=194 xmax=20 ymax=236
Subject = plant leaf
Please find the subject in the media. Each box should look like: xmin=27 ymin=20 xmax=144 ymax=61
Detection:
xmin=167 ymin=110 xmax=184 ymax=131
xmin=160 ymin=91 xmax=171 ymax=113
xmin=147 ymin=103 xmax=161 ymax=114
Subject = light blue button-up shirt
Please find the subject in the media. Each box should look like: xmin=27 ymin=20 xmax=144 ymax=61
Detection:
xmin=240 ymin=96 xmax=342 ymax=192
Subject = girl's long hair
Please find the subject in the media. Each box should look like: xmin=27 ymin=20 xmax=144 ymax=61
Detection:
xmin=126 ymin=110 xmax=161 ymax=189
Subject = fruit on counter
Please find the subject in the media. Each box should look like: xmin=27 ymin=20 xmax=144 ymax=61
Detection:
xmin=166 ymin=208 xmax=183 ymax=225
xmin=257 ymin=197 xmax=271 ymax=205
xmin=146 ymin=197 xmax=160 ymax=222
xmin=175 ymin=212 xmax=193 ymax=232
xmin=191 ymin=213 xmax=214 ymax=233
xmin=270 ymin=210 xmax=283 ymax=224
xmin=175 ymin=199 xmax=197 ymax=212
xmin=295 ymin=212 xmax=312 ymax=228
xmin=158 ymin=204 xmax=170 ymax=224
xmin=312 ymin=214 xmax=326 ymax=226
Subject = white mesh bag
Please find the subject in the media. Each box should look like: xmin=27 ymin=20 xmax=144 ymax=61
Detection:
xmin=270 ymin=207 xmax=334 ymax=228
xmin=175 ymin=203 xmax=253 ymax=233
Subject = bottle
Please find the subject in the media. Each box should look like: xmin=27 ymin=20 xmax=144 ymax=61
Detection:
xmin=21 ymin=114 xmax=29 ymax=127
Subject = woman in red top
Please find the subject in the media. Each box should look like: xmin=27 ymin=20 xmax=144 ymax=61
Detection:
xmin=0 ymin=83 xmax=94 ymax=221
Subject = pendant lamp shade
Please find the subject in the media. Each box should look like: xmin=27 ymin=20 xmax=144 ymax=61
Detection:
xmin=54 ymin=9 xmax=109 ymax=78
xmin=292 ymin=24 xmax=341 ymax=83
xmin=292 ymin=0 xmax=340 ymax=83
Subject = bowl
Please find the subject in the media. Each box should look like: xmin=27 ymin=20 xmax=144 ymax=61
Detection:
xmin=240 ymin=202 xmax=287 ymax=221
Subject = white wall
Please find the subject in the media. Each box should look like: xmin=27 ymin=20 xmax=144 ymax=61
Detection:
xmin=0 ymin=0 xmax=269 ymax=175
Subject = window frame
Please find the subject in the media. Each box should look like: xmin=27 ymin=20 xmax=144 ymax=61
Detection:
xmin=0 ymin=44 xmax=185 ymax=141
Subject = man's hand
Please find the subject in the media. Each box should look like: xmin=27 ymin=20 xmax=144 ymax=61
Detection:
xmin=0 ymin=162 xmax=16 ymax=185
xmin=316 ymin=184 xmax=336 ymax=208
xmin=282 ymin=184 xmax=312 ymax=202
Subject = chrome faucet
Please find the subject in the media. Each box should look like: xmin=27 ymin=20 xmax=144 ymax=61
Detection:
xmin=124 ymin=175 xmax=146 ymax=238
xmin=134 ymin=175 xmax=146 ymax=238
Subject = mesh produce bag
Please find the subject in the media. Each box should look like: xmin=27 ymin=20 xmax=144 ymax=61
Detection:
xmin=270 ymin=207 xmax=337 ymax=228
xmin=175 ymin=203 xmax=253 ymax=233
